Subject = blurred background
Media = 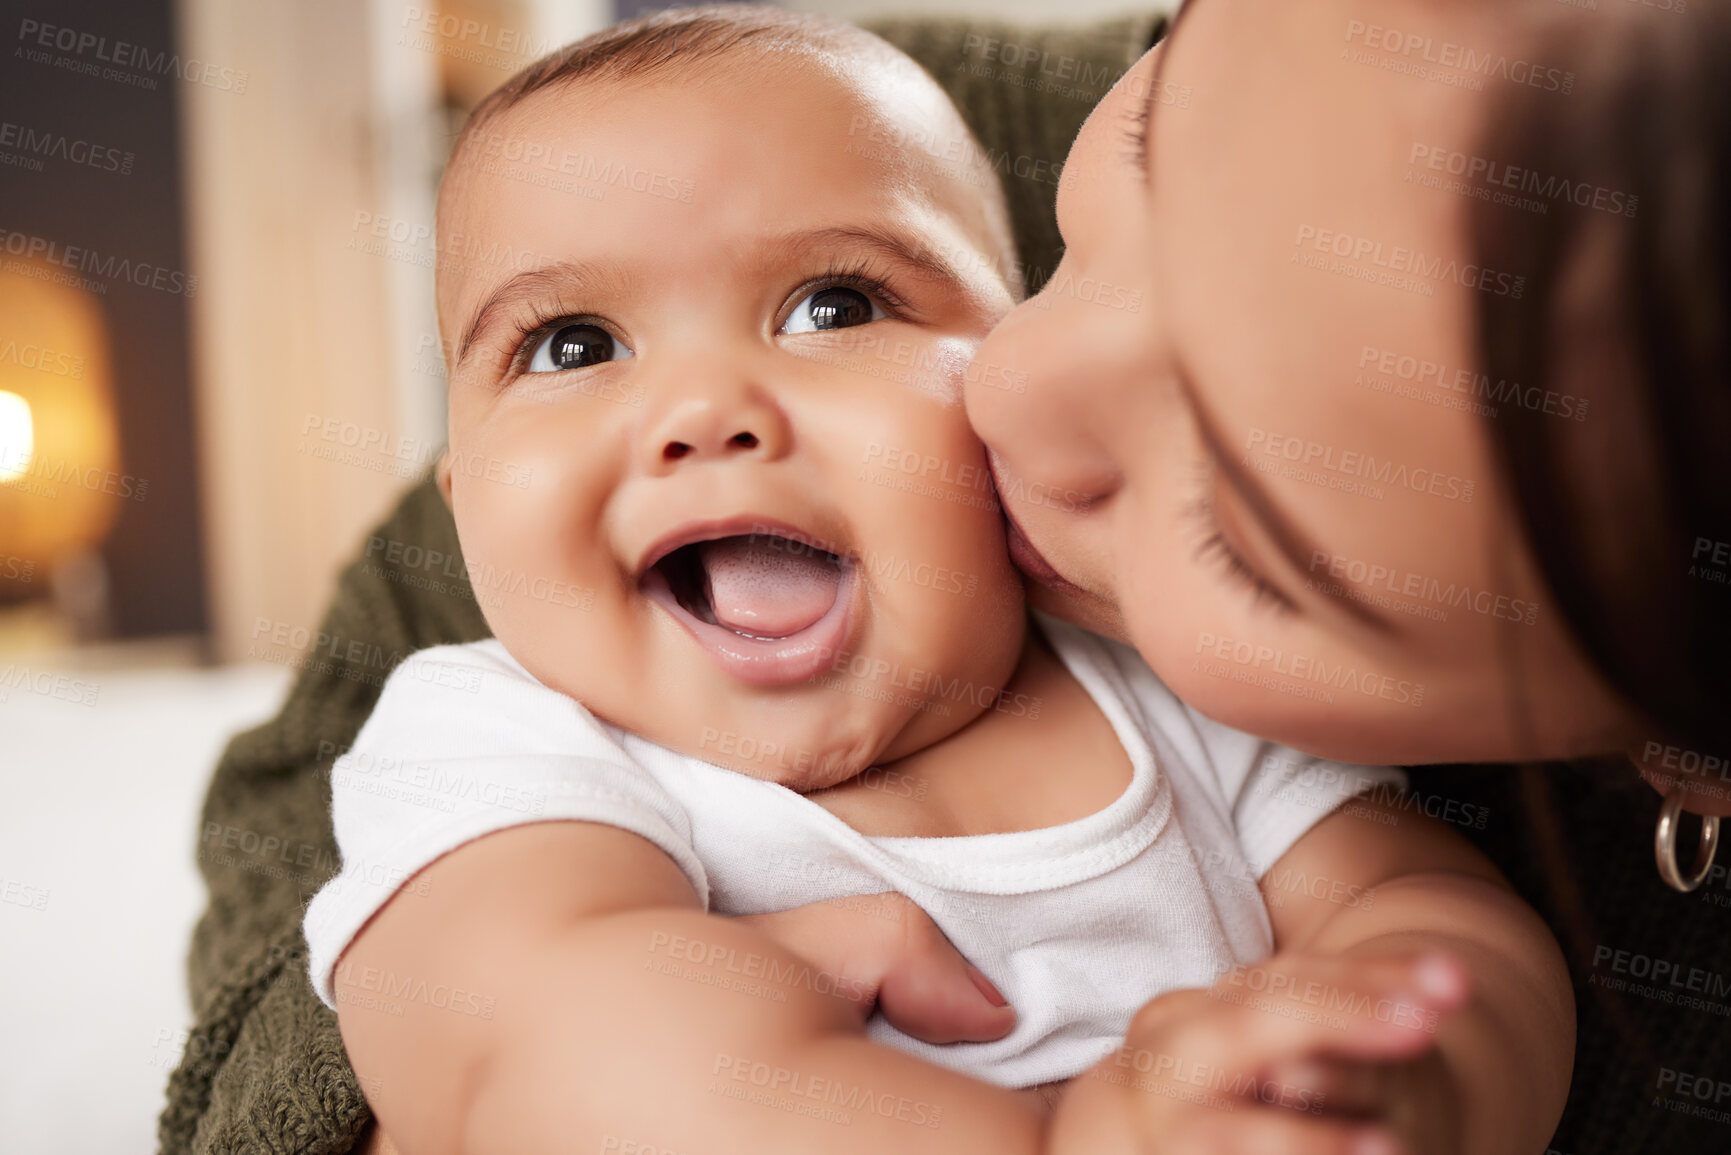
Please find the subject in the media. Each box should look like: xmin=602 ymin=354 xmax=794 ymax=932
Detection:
xmin=0 ymin=0 xmax=1171 ymax=1150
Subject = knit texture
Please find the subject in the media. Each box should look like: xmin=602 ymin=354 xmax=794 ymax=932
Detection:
xmin=160 ymin=480 xmax=491 ymax=1155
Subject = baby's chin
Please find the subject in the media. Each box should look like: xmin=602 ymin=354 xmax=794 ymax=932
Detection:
xmin=623 ymin=702 xmax=892 ymax=793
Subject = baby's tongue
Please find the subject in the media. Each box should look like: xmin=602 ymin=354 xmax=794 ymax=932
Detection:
xmin=698 ymin=536 xmax=842 ymax=638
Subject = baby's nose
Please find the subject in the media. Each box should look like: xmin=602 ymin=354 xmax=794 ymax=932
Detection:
xmin=662 ymin=425 xmax=757 ymax=462
xmin=639 ymin=390 xmax=790 ymax=474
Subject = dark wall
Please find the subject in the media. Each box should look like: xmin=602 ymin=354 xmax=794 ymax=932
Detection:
xmin=0 ymin=0 xmax=207 ymax=637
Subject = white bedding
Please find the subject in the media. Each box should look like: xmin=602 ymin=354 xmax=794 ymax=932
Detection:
xmin=0 ymin=661 xmax=293 ymax=1155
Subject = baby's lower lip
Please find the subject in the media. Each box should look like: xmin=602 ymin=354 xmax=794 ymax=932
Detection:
xmin=642 ymin=563 xmax=857 ymax=687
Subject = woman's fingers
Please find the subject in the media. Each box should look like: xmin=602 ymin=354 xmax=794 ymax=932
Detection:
xmin=1011 ymin=1079 xmax=1068 ymax=1120
xmin=734 ymin=892 xmax=1016 ymax=1042
xmin=1120 ymin=952 xmax=1469 ymax=1096
xmin=1166 ymin=1108 xmax=1404 ymax=1155
xmin=1063 ymin=954 xmax=1469 ymax=1155
xmin=876 ymin=903 xmax=1018 ymax=1043
xmin=1259 ymin=1056 xmax=1393 ymax=1119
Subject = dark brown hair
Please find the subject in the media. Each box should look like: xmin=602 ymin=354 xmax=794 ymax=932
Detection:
xmin=1473 ymin=1 xmax=1731 ymax=756
xmin=456 ymin=5 xmax=904 ymax=164
xmin=437 ymin=3 xmax=1014 ymax=304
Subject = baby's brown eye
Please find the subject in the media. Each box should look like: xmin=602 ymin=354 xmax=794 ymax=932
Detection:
xmin=527 ymin=322 xmax=633 ymax=373
xmin=782 ymin=286 xmax=882 ymax=334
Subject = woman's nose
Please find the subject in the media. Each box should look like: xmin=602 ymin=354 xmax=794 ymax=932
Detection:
xmin=637 ymin=386 xmax=791 ymax=475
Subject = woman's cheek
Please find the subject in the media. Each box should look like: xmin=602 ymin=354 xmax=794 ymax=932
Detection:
xmin=1119 ymin=535 xmax=1206 ymax=683
xmin=1115 ymin=486 xmax=1300 ymax=728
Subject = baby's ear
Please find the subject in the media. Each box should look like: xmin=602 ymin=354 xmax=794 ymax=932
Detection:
xmin=434 ymin=451 xmax=454 ymax=507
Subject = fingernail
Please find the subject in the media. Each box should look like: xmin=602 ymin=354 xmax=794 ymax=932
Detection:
xmin=1413 ymin=954 xmax=1467 ymax=1002
xmin=967 ymin=964 xmax=1009 ymax=1007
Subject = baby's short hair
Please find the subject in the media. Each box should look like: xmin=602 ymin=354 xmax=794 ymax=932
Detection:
xmin=464 ymin=4 xmax=902 ymax=136
xmin=443 ymin=4 xmax=1015 ymax=287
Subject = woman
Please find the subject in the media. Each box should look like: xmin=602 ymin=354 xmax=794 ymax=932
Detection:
xmin=969 ymin=0 xmax=1730 ymax=827
xmin=963 ymin=0 xmax=1728 ymax=1147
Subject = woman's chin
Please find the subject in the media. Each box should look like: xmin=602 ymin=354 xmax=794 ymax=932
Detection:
xmin=1025 ymin=580 xmax=1130 ymax=645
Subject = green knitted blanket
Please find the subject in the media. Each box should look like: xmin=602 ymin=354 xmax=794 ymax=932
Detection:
xmin=156 ymin=15 xmax=1163 ymax=1154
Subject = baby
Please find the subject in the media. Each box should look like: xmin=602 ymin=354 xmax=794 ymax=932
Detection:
xmin=305 ymin=8 xmax=1538 ymax=1154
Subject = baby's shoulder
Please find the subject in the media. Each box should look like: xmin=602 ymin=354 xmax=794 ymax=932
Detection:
xmin=363 ymin=638 xmax=622 ymax=753
xmin=401 ymin=637 xmax=527 ymax=674
xmin=377 ymin=638 xmax=543 ymax=695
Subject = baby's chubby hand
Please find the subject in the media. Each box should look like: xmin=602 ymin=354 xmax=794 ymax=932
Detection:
xmin=1049 ymin=951 xmax=1471 ymax=1155
xmin=733 ymin=892 xmax=1016 ymax=1045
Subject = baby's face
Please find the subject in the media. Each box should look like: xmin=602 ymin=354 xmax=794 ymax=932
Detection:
xmin=438 ymin=63 xmax=1024 ymax=789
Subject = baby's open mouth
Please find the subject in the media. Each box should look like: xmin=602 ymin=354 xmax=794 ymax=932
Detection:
xmin=640 ymin=528 xmax=856 ymax=686
xmin=658 ymin=534 xmax=845 ymax=636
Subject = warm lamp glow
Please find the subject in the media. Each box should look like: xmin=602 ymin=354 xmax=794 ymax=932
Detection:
xmin=0 ymin=390 xmax=33 ymax=483
xmin=0 ymin=260 xmax=121 ymax=580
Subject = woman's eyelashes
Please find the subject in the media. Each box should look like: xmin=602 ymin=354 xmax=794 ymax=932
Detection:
xmin=1119 ymin=98 xmax=1152 ymax=168
xmin=526 ymin=321 xmax=633 ymax=374
xmin=1195 ymin=529 xmax=1296 ymax=615
xmin=1182 ymin=484 xmax=1296 ymax=615
xmin=781 ymin=285 xmax=885 ymax=335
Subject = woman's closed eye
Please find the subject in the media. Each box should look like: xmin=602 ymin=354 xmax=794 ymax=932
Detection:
xmin=1183 ymin=473 xmax=1296 ymax=616
xmin=781 ymin=286 xmax=884 ymax=334
xmin=526 ymin=321 xmax=635 ymax=373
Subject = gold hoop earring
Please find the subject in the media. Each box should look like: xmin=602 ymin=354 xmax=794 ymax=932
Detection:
xmin=1655 ymin=784 xmax=1720 ymax=893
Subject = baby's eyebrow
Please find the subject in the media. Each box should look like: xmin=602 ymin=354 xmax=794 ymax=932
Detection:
xmin=454 ymin=226 xmax=977 ymax=366
xmin=455 ymin=258 xmax=631 ymax=365
xmin=755 ymin=225 xmax=969 ymax=287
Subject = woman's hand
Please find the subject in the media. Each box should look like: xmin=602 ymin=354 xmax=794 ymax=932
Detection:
xmin=733 ymin=891 xmax=1017 ymax=1044
xmin=1049 ymin=951 xmax=1470 ymax=1155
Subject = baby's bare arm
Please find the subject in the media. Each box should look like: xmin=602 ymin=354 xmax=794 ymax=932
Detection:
xmin=336 ymin=821 xmax=1045 ymax=1155
xmin=1261 ymin=795 xmax=1575 ymax=1155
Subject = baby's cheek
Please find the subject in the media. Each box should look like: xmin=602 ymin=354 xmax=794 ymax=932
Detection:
xmin=918 ymin=335 xmax=978 ymax=408
xmin=449 ymin=458 xmax=611 ymax=656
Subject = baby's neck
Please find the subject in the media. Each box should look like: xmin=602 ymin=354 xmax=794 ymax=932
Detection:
xmin=803 ymin=628 xmax=1133 ymax=838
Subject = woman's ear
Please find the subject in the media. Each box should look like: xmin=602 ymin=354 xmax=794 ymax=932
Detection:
xmin=1633 ymin=743 xmax=1731 ymax=818
xmin=435 ymin=451 xmax=454 ymax=507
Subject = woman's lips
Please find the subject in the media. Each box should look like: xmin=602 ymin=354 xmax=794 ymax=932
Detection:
xmin=988 ymin=453 xmax=1086 ymax=595
xmin=1005 ymin=517 xmax=1075 ymax=591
